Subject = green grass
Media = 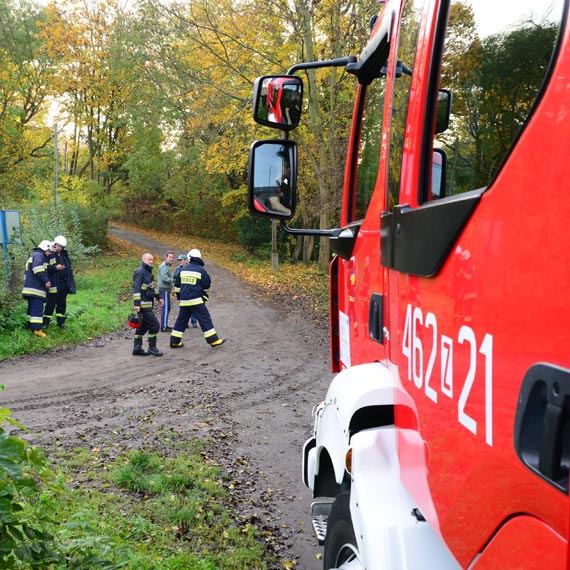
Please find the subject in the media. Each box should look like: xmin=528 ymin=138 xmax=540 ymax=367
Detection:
xmin=0 ymin=253 xmax=133 ymax=361
xmin=34 ymin=443 xmax=275 ymax=569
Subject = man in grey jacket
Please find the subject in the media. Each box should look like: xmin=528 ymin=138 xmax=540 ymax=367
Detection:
xmin=158 ymin=251 xmax=174 ymax=332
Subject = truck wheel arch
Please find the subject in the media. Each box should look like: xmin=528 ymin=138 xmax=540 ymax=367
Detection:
xmin=311 ymin=363 xmax=405 ymax=497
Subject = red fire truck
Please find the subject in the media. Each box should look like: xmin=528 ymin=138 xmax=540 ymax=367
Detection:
xmin=248 ymin=0 xmax=570 ymax=568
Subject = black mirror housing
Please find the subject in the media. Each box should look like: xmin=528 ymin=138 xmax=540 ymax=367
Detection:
xmin=248 ymin=140 xmax=297 ymax=220
xmin=252 ymin=76 xmax=303 ymax=130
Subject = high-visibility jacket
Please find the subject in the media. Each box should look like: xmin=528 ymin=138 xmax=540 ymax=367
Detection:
xmin=22 ymin=248 xmax=51 ymax=299
xmin=176 ymin=258 xmax=211 ymax=308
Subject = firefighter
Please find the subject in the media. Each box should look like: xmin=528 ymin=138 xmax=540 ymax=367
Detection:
xmin=43 ymin=235 xmax=76 ymax=329
xmin=22 ymin=240 xmax=53 ymax=337
xmin=132 ymin=252 xmax=164 ymax=356
xmin=170 ymin=249 xmax=225 ymax=348
xmin=173 ymin=254 xmax=198 ymax=328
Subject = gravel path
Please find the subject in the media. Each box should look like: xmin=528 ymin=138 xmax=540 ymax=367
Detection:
xmin=0 ymin=227 xmax=332 ymax=569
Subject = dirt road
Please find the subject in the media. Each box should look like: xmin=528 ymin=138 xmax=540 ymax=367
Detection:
xmin=0 ymin=227 xmax=332 ymax=569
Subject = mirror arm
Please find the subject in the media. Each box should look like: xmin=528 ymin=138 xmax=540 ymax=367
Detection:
xmin=287 ymin=56 xmax=357 ymax=76
xmin=280 ymin=220 xmax=336 ymax=237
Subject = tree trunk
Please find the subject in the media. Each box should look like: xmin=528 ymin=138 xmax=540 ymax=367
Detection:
xmin=294 ymin=236 xmax=303 ymax=261
xmin=303 ymin=234 xmax=314 ymax=263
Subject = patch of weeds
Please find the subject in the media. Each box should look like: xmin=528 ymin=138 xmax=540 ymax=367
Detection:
xmin=46 ymin=442 xmax=277 ymax=569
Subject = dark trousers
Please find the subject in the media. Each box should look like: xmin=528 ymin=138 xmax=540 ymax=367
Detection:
xmin=175 ymin=293 xmax=197 ymax=326
xmin=135 ymin=308 xmax=160 ymax=339
xmin=45 ymin=279 xmax=68 ymax=320
xmin=26 ymin=297 xmax=44 ymax=330
xmin=171 ymin=303 xmax=220 ymax=345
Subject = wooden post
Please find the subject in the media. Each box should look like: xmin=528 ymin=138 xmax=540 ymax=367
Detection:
xmin=272 ymin=219 xmax=279 ymax=272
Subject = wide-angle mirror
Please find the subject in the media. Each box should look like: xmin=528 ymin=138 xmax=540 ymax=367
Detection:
xmin=252 ymin=76 xmax=303 ymax=130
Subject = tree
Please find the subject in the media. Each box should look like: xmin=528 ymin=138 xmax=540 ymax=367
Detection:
xmin=0 ymin=0 xmax=54 ymax=204
xmin=39 ymin=0 xmax=138 ymax=194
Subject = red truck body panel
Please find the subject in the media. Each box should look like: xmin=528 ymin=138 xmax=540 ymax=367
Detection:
xmin=333 ymin=0 xmax=570 ymax=566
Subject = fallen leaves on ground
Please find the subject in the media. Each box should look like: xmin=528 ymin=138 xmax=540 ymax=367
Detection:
xmin=112 ymin=222 xmax=330 ymax=320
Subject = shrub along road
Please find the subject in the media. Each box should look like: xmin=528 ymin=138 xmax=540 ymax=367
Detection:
xmin=0 ymin=227 xmax=331 ymax=569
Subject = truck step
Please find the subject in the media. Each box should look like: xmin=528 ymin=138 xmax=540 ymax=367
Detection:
xmin=311 ymin=498 xmax=334 ymax=545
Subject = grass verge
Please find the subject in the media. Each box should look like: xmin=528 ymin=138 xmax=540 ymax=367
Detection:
xmin=3 ymin=424 xmax=278 ymax=569
xmin=0 ymin=235 xmax=135 ymax=362
xmin=36 ymin=441 xmax=276 ymax=569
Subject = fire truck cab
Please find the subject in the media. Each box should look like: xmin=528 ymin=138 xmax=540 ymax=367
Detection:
xmin=248 ymin=0 xmax=570 ymax=568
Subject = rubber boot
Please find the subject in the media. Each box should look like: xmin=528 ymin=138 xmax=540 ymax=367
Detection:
xmin=42 ymin=316 xmax=51 ymax=329
xmin=57 ymin=316 xmax=67 ymax=330
xmin=147 ymin=336 xmax=163 ymax=357
xmin=132 ymin=336 xmax=148 ymax=356
xmin=170 ymin=335 xmax=183 ymax=348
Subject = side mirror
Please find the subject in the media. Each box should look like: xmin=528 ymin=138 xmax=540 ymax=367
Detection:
xmin=252 ymin=76 xmax=303 ymax=130
xmin=248 ymin=140 xmax=297 ymax=219
xmin=435 ymin=89 xmax=452 ymax=134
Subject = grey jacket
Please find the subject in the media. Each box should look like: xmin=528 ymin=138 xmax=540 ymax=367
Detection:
xmin=158 ymin=261 xmax=173 ymax=291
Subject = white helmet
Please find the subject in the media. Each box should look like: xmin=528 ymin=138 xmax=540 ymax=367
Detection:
xmin=188 ymin=248 xmax=201 ymax=260
xmin=37 ymin=240 xmax=52 ymax=251
xmin=53 ymin=235 xmax=67 ymax=247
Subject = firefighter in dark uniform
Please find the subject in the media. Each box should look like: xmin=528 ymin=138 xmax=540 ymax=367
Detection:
xmin=170 ymin=249 xmax=225 ymax=348
xmin=43 ymin=235 xmax=76 ymax=329
xmin=22 ymin=240 xmax=53 ymax=337
xmin=132 ymin=252 xmax=164 ymax=356
xmin=173 ymin=254 xmax=198 ymax=328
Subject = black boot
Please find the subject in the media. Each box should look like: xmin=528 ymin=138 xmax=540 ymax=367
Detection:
xmin=147 ymin=336 xmax=163 ymax=357
xmin=57 ymin=316 xmax=67 ymax=330
xmin=133 ymin=336 xmax=148 ymax=356
xmin=42 ymin=317 xmax=51 ymax=329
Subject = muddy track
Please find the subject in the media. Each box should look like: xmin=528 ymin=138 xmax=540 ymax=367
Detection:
xmin=0 ymin=227 xmax=332 ymax=569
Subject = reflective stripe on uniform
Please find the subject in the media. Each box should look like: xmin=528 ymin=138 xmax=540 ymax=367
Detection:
xmin=203 ymin=328 xmax=216 ymax=338
xmin=140 ymin=301 xmax=152 ymax=308
xmin=180 ymin=270 xmax=202 ymax=286
xmin=180 ymin=297 xmax=204 ymax=307
xmin=171 ymin=330 xmax=184 ymax=339
xmin=22 ymin=287 xmax=46 ymax=298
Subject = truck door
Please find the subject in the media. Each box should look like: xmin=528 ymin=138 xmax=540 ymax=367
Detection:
xmin=332 ymin=10 xmax=393 ymax=372
xmin=383 ymin=0 xmax=570 ymax=567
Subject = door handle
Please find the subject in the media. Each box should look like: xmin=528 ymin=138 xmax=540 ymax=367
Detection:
xmin=514 ymin=363 xmax=570 ymax=493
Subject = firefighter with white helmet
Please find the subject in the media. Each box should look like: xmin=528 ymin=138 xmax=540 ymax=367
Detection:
xmin=173 ymin=253 xmax=198 ymax=328
xmin=21 ymin=240 xmax=53 ymax=337
xmin=170 ymin=248 xmax=225 ymax=348
xmin=43 ymin=235 xmax=76 ymax=330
